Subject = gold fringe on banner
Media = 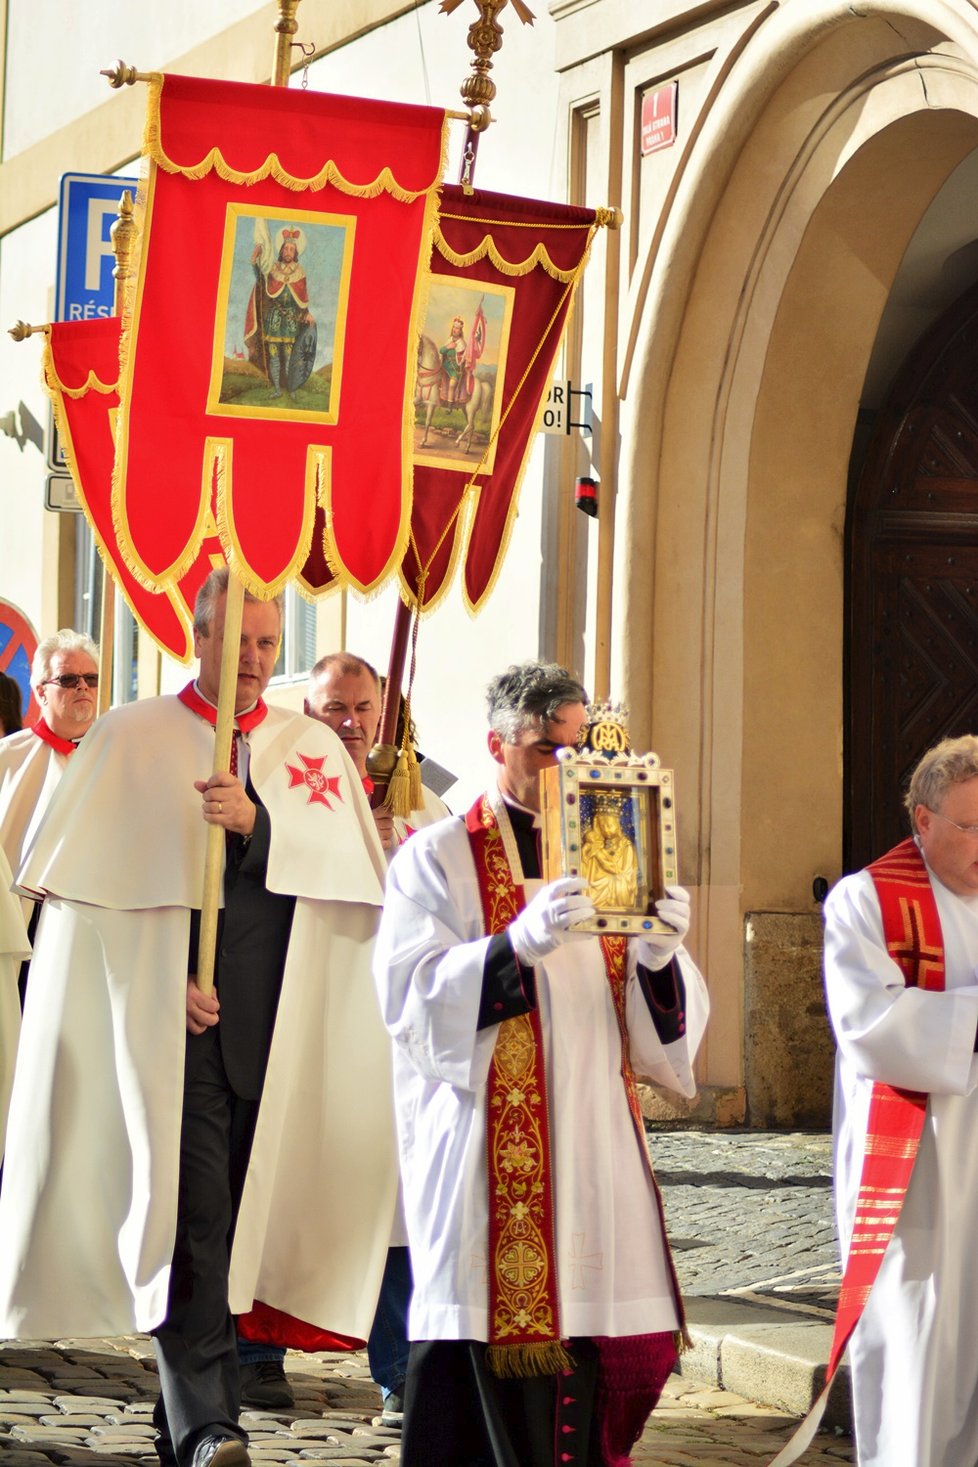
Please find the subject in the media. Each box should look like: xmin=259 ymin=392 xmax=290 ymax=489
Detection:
xmin=485 ymin=1340 xmax=575 ymax=1380
xmin=143 ymin=77 xmax=450 ymax=204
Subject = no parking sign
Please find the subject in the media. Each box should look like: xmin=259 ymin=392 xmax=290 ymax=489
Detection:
xmin=0 ymin=599 xmax=39 ymax=727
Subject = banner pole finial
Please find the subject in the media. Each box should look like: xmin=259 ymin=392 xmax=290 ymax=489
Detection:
xmin=272 ymin=0 xmax=302 ymax=88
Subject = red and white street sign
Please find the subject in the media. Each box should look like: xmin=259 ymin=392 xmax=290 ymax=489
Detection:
xmin=641 ymin=81 xmax=678 ymax=156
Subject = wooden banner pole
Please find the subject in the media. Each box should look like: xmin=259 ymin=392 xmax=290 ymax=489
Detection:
xmin=195 ymin=573 xmax=246 ymax=995
xmin=196 ymin=0 xmax=301 ymax=991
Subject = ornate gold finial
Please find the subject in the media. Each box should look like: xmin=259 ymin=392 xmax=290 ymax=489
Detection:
xmin=111 ymin=191 xmax=138 ymax=316
xmin=441 ymin=0 xmax=535 ymax=133
xmin=272 ymin=0 xmax=302 ymax=88
xmin=8 ymin=321 xmax=49 ymax=342
xmin=100 ymin=61 xmax=157 ymax=88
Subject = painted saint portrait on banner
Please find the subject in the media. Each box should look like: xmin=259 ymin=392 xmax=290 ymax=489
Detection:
xmin=208 ymin=205 xmax=355 ymax=424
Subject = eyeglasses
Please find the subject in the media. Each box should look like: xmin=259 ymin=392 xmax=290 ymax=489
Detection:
xmin=929 ymin=809 xmax=978 ymax=838
xmin=41 ymin=674 xmax=99 ymax=690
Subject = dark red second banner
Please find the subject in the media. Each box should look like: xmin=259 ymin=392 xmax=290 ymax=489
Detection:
xmin=403 ymin=185 xmax=605 ymax=614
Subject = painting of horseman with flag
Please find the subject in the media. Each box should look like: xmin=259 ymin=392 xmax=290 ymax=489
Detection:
xmin=416 ymin=286 xmax=504 ymax=463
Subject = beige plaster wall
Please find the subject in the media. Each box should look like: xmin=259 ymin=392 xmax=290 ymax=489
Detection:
xmin=608 ymin=0 xmax=978 ymax=1108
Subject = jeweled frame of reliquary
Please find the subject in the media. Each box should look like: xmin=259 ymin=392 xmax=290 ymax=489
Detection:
xmin=540 ymin=749 xmax=678 ymax=936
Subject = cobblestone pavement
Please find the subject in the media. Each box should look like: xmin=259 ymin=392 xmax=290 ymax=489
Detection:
xmin=651 ymin=1129 xmax=840 ymax=1318
xmin=0 ymin=1131 xmax=851 ymax=1466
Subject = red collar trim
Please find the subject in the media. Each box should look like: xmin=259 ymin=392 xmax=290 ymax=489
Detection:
xmin=361 ymin=775 xmax=375 ymax=794
xmin=177 ymin=681 xmax=268 ymax=733
xmin=31 ymin=719 xmax=78 ymax=757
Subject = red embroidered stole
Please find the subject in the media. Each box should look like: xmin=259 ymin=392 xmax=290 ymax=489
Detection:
xmin=465 ymin=792 xmax=688 ymax=1374
xmin=769 ymin=836 xmax=944 ymax=1465
xmin=31 ymin=719 xmax=78 ymax=757
xmin=466 ymin=793 xmax=567 ymax=1377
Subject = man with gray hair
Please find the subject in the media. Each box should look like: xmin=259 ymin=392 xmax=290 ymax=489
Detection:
xmin=373 ymin=659 xmax=709 ymax=1467
xmin=0 ymin=627 xmax=99 ymax=883
xmin=0 ymin=628 xmax=100 ymax=1161
xmin=823 ymin=734 xmax=978 ymax=1467
xmin=0 ymin=569 xmax=397 ymax=1467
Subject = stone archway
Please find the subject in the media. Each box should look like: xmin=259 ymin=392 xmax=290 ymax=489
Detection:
xmin=614 ymin=3 xmax=978 ymax=1120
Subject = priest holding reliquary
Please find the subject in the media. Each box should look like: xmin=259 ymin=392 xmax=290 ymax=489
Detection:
xmin=373 ymin=659 xmax=709 ymax=1467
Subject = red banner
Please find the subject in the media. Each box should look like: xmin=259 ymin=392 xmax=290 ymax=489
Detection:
xmin=115 ymin=76 xmax=446 ymax=599
xmin=403 ymin=186 xmax=606 ymax=613
xmin=45 ymin=318 xmax=201 ymax=660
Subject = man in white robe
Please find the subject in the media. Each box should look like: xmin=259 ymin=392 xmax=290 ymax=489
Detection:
xmin=373 ymin=660 xmax=709 ymax=1467
xmin=0 ymin=627 xmax=99 ymax=908
xmin=825 ymin=734 xmax=978 ymax=1467
xmin=0 ymin=571 xmax=395 ymax=1467
xmin=0 ymin=628 xmax=100 ymax=1162
xmin=303 ymin=650 xmax=449 ymax=1424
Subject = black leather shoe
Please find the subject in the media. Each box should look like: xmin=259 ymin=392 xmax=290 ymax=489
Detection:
xmin=189 ymin=1433 xmax=251 ymax=1467
xmin=239 ymin=1359 xmax=295 ymax=1409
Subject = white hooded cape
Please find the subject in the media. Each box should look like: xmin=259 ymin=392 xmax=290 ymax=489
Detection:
xmin=0 ymin=725 xmax=70 ymax=921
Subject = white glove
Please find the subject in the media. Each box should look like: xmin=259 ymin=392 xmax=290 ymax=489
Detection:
xmin=509 ymin=877 xmax=596 ymax=967
xmin=635 ymin=884 xmax=690 ymax=970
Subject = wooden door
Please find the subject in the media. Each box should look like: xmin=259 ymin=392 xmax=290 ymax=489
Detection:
xmin=847 ymin=281 xmax=978 ymax=870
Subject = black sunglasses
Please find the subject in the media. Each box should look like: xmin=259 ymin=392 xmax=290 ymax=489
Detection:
xmin=42 ymin=674 xmax=99 ymax=690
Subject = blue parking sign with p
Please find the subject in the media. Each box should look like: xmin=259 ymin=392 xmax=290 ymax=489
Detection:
xmin=48 ymin=173 xmax=138 ymax=475
xmin=55 ymin=172 xmax=139 ymax=322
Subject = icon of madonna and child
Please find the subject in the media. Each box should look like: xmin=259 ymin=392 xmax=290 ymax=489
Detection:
xmin=579 ymin=790 xmax=647 ymax=911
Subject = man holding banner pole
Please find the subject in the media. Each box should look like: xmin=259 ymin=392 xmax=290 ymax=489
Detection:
xmin=0 ymin=568 xmax=395 ymax=1467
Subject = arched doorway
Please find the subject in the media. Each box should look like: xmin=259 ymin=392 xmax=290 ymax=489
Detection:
xmin=847 ymin=279 xmax=978 ymax=871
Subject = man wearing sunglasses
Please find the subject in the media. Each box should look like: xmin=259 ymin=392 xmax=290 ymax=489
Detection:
xmin=0 ymin=629 xmax=99 ymax=888
xmin=0 ymin=630 xmax=100 ymax=1165
xmin=824 ymin=734 xmax=978 ymax=1467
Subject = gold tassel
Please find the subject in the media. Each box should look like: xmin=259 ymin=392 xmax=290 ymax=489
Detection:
xmin=407 ymin=740 xmax=423 ymax=811
xmin=674 ymin=1326 xmax=692 ymax=1355
xmin=485 ymin=1340 xmax=575 ymax=1379
xmin=383 ymin=708 xmax=424 ymax=819
xmin=384 ymin=747 xmax=415 ymax=819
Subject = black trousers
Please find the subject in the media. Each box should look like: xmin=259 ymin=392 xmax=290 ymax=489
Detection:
xmin=152 ymin=1026 xmax=260 ymax=1467
xmin=399 ymin=1339 xmax=601 ymax=1467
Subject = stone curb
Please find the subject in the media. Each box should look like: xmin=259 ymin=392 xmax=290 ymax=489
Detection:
xmin=680 ymin=1295 xmax=851 ymax=1432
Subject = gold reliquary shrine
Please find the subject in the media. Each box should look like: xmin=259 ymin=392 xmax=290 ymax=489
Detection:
xmin=540 ymin=704 xmax=678 ymax=936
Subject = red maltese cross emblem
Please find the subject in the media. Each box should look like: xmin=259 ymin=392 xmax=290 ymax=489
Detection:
xmin=285 ymin=752 xmax=344 ymax=809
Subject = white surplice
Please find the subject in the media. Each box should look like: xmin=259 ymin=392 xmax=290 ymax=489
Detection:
xmin=0 ymin=694 xmax=397 ymax=1343
xmin=825 ymin=863 xmax=978 ymax=1467
xmin=373 ymin=807 xmax=710 ymax=1344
